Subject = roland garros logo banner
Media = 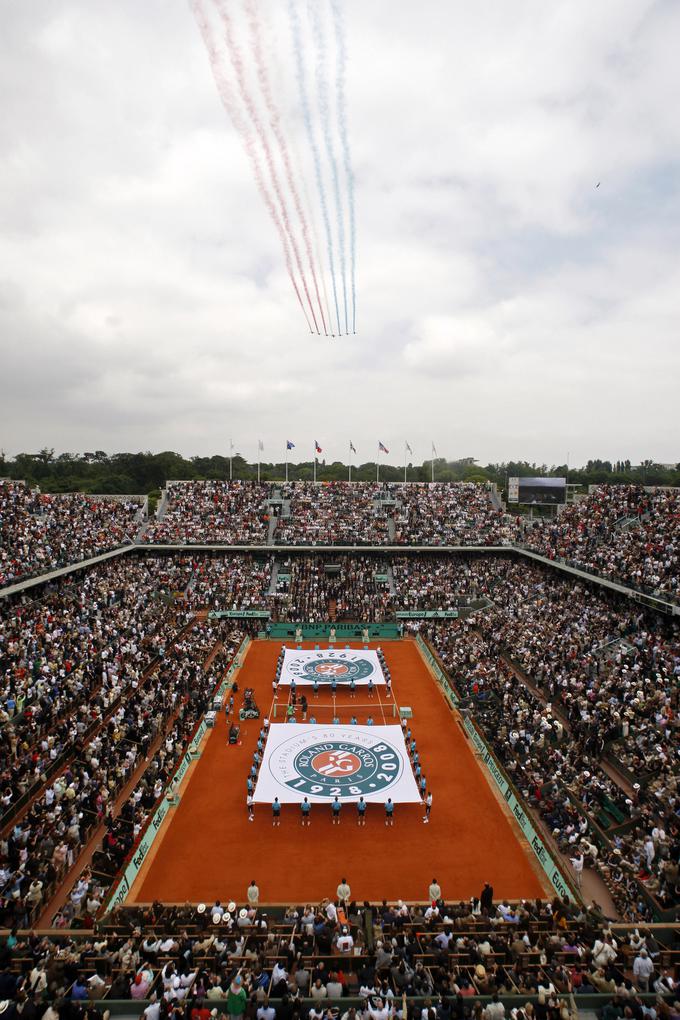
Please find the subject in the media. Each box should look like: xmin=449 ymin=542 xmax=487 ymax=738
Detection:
xmin=253 ymin=724 xmax=422 ymax=804
xmin=279 ymin=648 xmax=386 ymax=686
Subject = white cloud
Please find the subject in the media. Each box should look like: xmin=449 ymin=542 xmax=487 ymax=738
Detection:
xmin=0 ymin=0 xmax=679 ymax=466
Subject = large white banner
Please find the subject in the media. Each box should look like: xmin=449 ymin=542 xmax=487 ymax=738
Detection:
xmin=279 ymin=648 xmax=385 ymax=687
xmin=253 ymin=724 xmax=421 ymax=804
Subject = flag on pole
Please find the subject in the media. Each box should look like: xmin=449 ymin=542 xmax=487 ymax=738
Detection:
xmin=258 ymin=439 xmax=264 ymax=452
xmin=431 ymin=442 xmax=437 ymax=456
xmin=314 ymin=441 xmax=322 ymax=454
xmin=378 ymin=441 xmax=389 ymax=454
xmin=286 ymin=440 xmax=295 ymax=450
xmin=350 ymin=441 xmax=357 ymax=454
xmin=405 ymin=441 xmax=413 ymax=455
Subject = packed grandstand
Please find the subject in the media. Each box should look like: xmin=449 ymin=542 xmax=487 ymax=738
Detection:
xmin=0 ymin=478 xmax=678 ymax=1015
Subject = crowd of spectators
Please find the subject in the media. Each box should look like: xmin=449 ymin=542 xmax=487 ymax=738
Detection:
xmin=416 ymin=558 xmax=679 ymax=920
xmin=0 ymin=558 xmax=195 ymax=818
xmin=1 ymin=496 xmax=679 ymax=1003
xmin=391 ymin=485 xmax=519 ymax=547
xmin=272 ymin=558 xmax=392 ymax=623
xmin=524 ymin=486 xmax=680 ymax=603
xmin=0 ymin=481 xmax=142 ymax=587
xmin=2 ymin=887 xmax=679 ymax=1015
xmin=5 ymin=480 xmax=680 ymax=614
xmin=144 ymin=483 xmax=271 ymax=545
xmin=50 ymin=622 xmax=243 ymax=930
xmin=275 ymin=484 xmax=391 ymax=546
xmin=392 ymin=557 xmax=499 ymax=609
xmin=184 ymin=557 xmax=274 ymax=615
xmin=0 ymin=557 xmax=212 ymax=930
xmin=140 ymin=482 xmax=524 ymax=550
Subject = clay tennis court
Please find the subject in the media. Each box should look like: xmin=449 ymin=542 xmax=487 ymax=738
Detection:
xmin=131 ymin=639 xmax=548 ymax=905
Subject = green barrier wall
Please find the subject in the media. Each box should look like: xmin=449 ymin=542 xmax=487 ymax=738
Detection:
xmin=268 ymin=621 xmax=401 ymax=639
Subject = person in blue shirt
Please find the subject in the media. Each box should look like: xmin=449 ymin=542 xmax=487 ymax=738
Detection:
xmin=366 ymin=715 xmax=374 ymax=726
xmin=420 ymin=774 xmax=427 ymax=795
xmin=308 ymin=714 xmax=316 ymax=724
xmin=331 ymin=797 xmax=342 ymax=825
xmin=385 ymin=798 xmax=394 ymax=826
xmin=350 ymin=715 xmax=358 ymax=725
xmin=332 ymin=715 xmax=340 ymax=724
xmin=301 ymin=797 xmax=311 ymax=826
xmin=357 ymin=797 xmax=366 ymax=826
xmin=247 ymin=776 xmax=254 ymax=794
xmin=70 ymin=978 xmax=88 ymax=1001
xmin=272 ymin=798 xmax=281 ymax=826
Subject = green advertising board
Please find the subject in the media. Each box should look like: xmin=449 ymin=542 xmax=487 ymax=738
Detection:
xmin=397 ymin=610 xmax=459 ymax=619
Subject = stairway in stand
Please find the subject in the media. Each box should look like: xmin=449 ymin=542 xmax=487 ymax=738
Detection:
xmin=328 ymin=599 xmax=337 ymax=621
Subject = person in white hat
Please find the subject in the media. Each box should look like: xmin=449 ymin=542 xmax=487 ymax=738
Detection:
xmin=335 ymin=926 xmax=354 ymax=953
xmin=570 ymin=851 xmax=584 ymax=887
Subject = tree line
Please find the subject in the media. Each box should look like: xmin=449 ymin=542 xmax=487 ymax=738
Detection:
xmin=1 ymin=449 xmax=678 ymax=497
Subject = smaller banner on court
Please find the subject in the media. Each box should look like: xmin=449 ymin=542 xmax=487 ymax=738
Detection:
xmin=279 ymin=647 xmax=385 ymax=686
xmin=253 ymin=724 xmax=421 ymax=804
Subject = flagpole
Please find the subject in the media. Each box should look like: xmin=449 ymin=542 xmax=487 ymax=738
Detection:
xmin=377 ymin=446 xmax=380 ymax=484
xmin=257 ymin=441 xmax=261 ymax=484
xmin=314 ymin=447 xmax=317 ymax=484
xmin=431 ymin=442 xmax=435 ymax=483
xmin=229 ymin=439 xmax=233 ymax=481
xmin=285 ymin=444 xmax=288 ymax=484
xmin=404 ymin=442 xmax=407 ymax=485
xmin=348 ymin=442 xmax=352 ymax=483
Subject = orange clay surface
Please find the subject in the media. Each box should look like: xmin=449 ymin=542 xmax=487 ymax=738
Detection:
xmin=131 ymin=639 xmax=547 ymax=905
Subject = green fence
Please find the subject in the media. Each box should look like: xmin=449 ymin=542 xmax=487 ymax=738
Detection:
xmin=209 ymin=610 xmax=270 ymax=619
xmin=267 ymin=621 xmax=401 ymax=639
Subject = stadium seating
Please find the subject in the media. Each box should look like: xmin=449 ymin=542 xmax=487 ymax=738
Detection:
xmin=0 ymin=480 xmax=143 ymax=586
xmin=525 ymin=485 xmax=680 ymax=603
xmin=1 ymin=482 xmax=679 ymax=1015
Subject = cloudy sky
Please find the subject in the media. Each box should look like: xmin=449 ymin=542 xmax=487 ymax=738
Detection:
xmin=1 ymin=0 xmax=679 ymax=467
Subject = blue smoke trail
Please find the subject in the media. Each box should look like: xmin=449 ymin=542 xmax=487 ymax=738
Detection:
xmin=288 ymin=0 xmax=342 ymax=337
xmin=330 ymin=0 xmax=356 ymax=334
xmin=308 ymin=0 xmax=348 ymax=335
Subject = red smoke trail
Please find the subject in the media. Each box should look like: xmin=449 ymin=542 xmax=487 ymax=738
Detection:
xmin=191 ymin=0 xmax=313 ymax=331
xmin=244 ymin=0 xmax=328 ymax=336
xmin=214 ymin=0 xmax=321 ymax=334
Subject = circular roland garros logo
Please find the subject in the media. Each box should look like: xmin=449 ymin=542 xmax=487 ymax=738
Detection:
xmin=294 ymin=656 xmax=374 ymax=682
xmin=271 ymin=730 xmax=402 ymax=799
